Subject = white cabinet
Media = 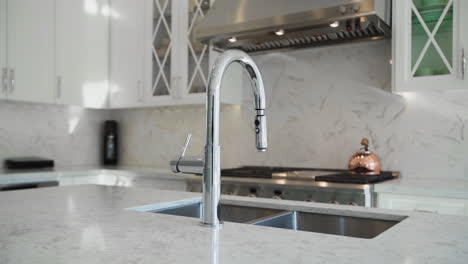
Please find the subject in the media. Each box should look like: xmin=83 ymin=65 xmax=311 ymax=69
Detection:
xmin=0 ymin=0 xmax=6 ymax=100
xmin=109 ymin=0 xmax=242 ymax=108
xmin=56 ymin=0 xmax=110 ymax=109
xmin=5 ymin=0 xmax=56 ymax=104
xmin=108 ymin=0 xmax=148 ymax=108
xmin=145 ymin=0 xmax=242 ymax=106
xmin=393 ymin=0 xmax=468 ymax=92
xmin=377 ymin=193 xmax=468 ymax=216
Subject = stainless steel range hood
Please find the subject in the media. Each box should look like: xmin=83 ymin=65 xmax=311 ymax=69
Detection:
xmin=195 ymin=0 xmax=392 ymax=53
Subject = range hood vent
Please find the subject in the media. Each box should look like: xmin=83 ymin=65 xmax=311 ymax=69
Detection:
xmin=195 ymin=0 xmax=392 ymax=53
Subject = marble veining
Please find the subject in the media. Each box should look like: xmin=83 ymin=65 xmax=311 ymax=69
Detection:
xmin=1 ymin=41 xmax=467 ymax=179
xmin=111 ymin=41 xmax=468 ymax=179
xmin=0 ymin=185 xmax=467 ymax=263
xmin=0 ymin=101 xmax=111 ymax=167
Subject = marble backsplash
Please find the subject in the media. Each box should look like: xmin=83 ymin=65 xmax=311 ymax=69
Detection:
xmin=1 ymin=40 xmax=466 ymax=178
xmin=0 ymin=101 xmax=111 ymax=167
xmin=112 ymin=40 xmax=468 ymax=179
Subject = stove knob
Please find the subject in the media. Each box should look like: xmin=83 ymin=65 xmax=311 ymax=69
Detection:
xmin=348 ymin=202 xmax=358 ymax=206
xmin=273 ymin=190 xmax=283 ymax=200
xmin=330 ymin=200 xmax=340 ymax=205
xmin=247 ymin=187 xmax=258 ymax=198
xmin=339 ymin=6 xmax=347 ymax=14
xmin=305 ymin=199 xmax=315 ymax=202
xmin=352 ymin=4 xmax=361 ymax=13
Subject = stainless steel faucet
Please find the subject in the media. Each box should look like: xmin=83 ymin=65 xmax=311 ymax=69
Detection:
xmin=170 ymin=49 xmax=268 ymax=227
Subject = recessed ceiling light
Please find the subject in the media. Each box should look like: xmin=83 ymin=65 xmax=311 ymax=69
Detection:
xmin=330 ymin=21 xmax=340 ymax=28
xmin=274 ymin=29 xmax=285 ymax=36
xmin=228 ymin=36 xmax=237 ymax=43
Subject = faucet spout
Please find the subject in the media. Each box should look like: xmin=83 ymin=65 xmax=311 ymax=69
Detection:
xmin=203 ymin=50 xmax=268 ymax=226
xmin=169 ymin=49 xmax=268 ymax=227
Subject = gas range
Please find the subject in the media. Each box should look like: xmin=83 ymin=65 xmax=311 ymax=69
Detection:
xmin=221 ymin=166 xmax=398 ymax=184
xmin=186 ymin=166 xmax=398 ymax=208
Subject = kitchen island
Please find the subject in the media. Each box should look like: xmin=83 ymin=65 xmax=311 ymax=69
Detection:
xmin=0 ymin=185 xmax=467 ymax=263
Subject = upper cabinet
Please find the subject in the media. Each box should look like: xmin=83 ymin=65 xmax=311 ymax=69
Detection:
xmin=147 ymin=0 xmax=215 ymax=104
xmin=108 ymin=0 xmax=147 ymax=108
xmin=109 ymin=0 xmax=242 ymax=108
xmin=0 ymin=0 xmax=109 ymax=108
xmin=56 ymin=0 xmax=110 ymax=108
xmin=5 ymin=0 xmax=56 ymax=104
xmin=393 ymin=0 xmax=468 ymax=92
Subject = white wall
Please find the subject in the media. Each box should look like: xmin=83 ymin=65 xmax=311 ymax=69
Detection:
xmin=112 ymin=40 xmax=468 ymax=179
xmin=0 ymin=101 xmax=111 ymax=167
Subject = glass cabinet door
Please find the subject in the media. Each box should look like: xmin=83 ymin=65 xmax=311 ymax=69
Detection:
xmin=186 ymin=0 xmax=210 ymax=95
xmin=152 ymin=0 xmax=172 ymax=97
xmin=411 ymin=0 xmax=454 ymax=77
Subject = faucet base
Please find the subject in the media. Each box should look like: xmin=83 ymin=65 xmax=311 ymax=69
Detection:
xmin=200 ymin=221 xmax=224 ymax=228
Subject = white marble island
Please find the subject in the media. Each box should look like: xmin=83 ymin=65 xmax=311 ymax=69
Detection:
xmin=0 ymin=185 xmax=467 ymax=263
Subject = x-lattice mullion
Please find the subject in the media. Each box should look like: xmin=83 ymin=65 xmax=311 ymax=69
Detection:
xmin=187 ymin=0 xmax=208 ymax=92
xmin=187 ymin=44 xmax=208 ymax=91
xmin=411 ymin=0 xmax=454 ymax=76
xmin=188 ymin=0 xmax=204 ymax=35
xmin=152 ymin=0 xmax=172 ymax=94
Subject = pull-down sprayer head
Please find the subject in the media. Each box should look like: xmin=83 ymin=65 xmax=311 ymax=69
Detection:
xmin=255 ymin=109 xmax=267 ymax=151
xmin=239 ymin=59 xmax=268 ymax=152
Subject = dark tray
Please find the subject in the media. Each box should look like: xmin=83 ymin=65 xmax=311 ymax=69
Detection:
xmin=315 ymin=171 xmax=396 ymax=184
xmin=4 ymin=157 xmax=55 ymax=170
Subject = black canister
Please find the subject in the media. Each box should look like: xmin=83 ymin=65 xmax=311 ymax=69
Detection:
xmin=103 ymin=120 xmax=118 ymax=165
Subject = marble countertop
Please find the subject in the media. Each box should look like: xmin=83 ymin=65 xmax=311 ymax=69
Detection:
xmin=2 ymin=166 xmax=468 ymax=200
xmin=374 ymin=177 xmax=468 ymax=199
xmin=0 ymin=185 xmax=467 ymax=263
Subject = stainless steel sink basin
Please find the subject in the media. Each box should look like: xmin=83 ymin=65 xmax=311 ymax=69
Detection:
xmin=143 ymin=201 xmax=406 ymax=239
xmin=151 ymin=202 xmax=286 ymax=224
xmin=253 ymin=211 xmax=406 ymax=239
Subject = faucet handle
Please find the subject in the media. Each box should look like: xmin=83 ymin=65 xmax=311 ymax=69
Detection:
xmin=170 ymin=133 xmax=204 ymax=174
xmin=180 ymin=134 xmax=192 ymax=157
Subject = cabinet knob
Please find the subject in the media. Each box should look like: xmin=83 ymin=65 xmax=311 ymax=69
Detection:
xmin=414 ymin=208 xmax=438 ymax=214
xmin=56 ymin=76 xmax=62 ymax=99
xmin=462 ymin=48 xmax=466 ymax=81
xmin=9 ymin=69 xmax=15 ymax=94
xmin=1 ymin=68 xmax=7 ymax=94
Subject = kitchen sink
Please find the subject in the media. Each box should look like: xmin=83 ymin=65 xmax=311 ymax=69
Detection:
xmin=151 ymin=202 xmax=286 ymax=224
xmin=253 ymin=211 xmax=406 ymax=239
xmin=137 ymin=201 xmax=406 ymax=239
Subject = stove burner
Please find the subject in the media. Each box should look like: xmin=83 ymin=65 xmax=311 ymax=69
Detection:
xmin=221 ymin=166 xmax=398 ymax=184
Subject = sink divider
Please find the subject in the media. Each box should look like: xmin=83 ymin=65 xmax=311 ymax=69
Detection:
xmin=250 ymin=211 xmax=298 ymax=230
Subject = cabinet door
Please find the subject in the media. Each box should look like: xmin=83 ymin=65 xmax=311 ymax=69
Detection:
xmin=0 ymin=0 xmax=6 ymax=99
xmin=393 ymin=0 xmax=466 ymax=92
xmin=7 ymin=0 xmax=55 ymax=103
xmin=184 ymin=0 xmax=210 ymax=97
xmin=109 ymin=0 xmax=147 ymax=108
xmin=146 ymin=0 xmax=175 ymax=103
xmin=377 ymin=193 xmax=467 ymax=216
xmin=180 ymin=0 xmax=242 ymax=105
xmin=142 ymin=0 xmax=242 ymax=106
xmin=56 ymin=0 xmax=110 ymax=108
